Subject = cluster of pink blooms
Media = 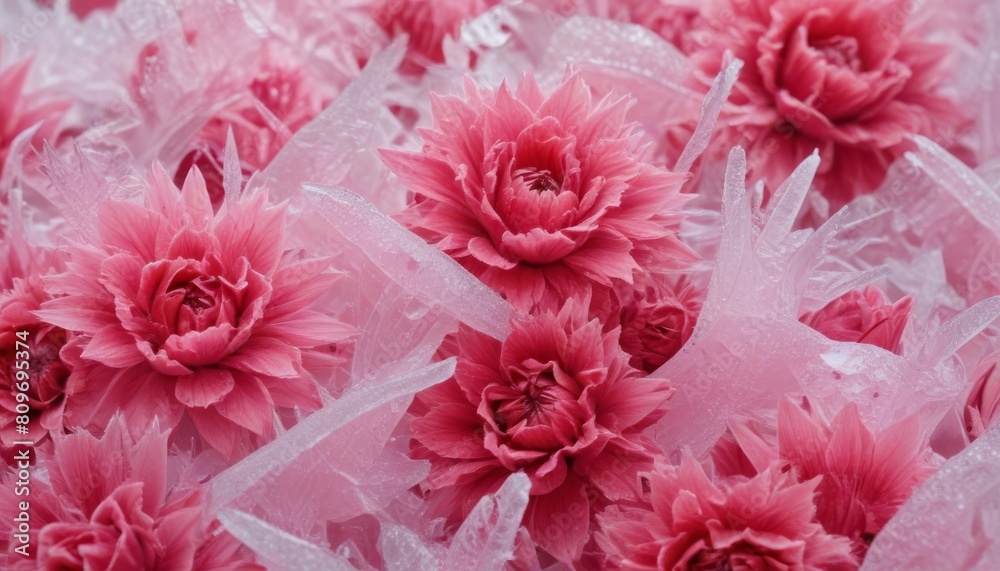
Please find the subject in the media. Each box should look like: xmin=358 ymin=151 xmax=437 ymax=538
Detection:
xmin=2 ymin=0 xmax=1000 ymax=569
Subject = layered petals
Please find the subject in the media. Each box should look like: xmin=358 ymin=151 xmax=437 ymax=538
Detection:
xmin=385 ymin=72 xmax=693 ymax=312
xmin=41 ymin=166 xmax=346 ymax=457
xmin=410 ymin=303 xmax=672 ymax=563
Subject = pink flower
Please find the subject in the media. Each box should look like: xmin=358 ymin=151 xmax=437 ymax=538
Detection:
xmin=0 ymin=48 xmax=68 ymax=184
xmin=772 ymin=398 xmax=936 ymax=556
xmin=37 ymin=166 xmax=352 ymax=457
xmin=965 ymin=357 xmax=1000 ymax=440
xmin=372 ymin=0 xmax=499 ymax=71
xmin=596 ymin=456 xmax=857 ymax=570
xmin=616 ymin=277 xmax=702 ymax=373
xmin=682 ymin=0 xmax=972 ymax=205
xmin=0 ymin=415 xmax=257 ymax=570
xmin=0 ymin=234 xmax=69 ymax=454
xmin=383 ymin=72 xmax=694 ymax=311
xmin=409 ymin=303 xmax=673 ymax=562
xmin=174 ymin=42 xmax=332 ymax=210
xmin=0 ymin=276 xmax=71 ymax=448
xmin=799 ymin=285 xmax=913 ymax=353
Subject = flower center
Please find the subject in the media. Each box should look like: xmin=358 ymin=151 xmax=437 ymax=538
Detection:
xmin=492 ymin=367 xmax=576 ymax=430
xmin=179 ymin=280 xmax=215 ymax=313
xmin=513 ymin=167 xmax=560 ymax=194
xmin=165 ymin=271 xmax=226 ymax=335
xmin=811 ymin=35 xmax=863 ymax=72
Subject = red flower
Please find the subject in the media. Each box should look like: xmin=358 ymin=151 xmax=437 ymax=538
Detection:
xmin=800 ymin=285 xmax=913 ymax=353
xmin=596 ymin=456 xmax=856 ymax=570
xmin=682 ymin=0 xmax=973 ymax=205
xmin=616 ymin=277 xmax=702 ymax=373
xmin=174 ymin=42 xmax=331 ymax=210
xmin=0 ymin=416 xmax=257 ymax=570
xmin=383 ymin=72 xmax=693 ymax=311
xmin=37 ymin=166 xmax=352 ymax=457
xmin=0 ymin=276 xmax=70 ymax=448
xmin=409 ymin=303 xmax=672 ymax=563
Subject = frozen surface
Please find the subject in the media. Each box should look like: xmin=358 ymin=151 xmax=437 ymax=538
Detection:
xmin=862 ymin=423 xmax=1000 ymax=570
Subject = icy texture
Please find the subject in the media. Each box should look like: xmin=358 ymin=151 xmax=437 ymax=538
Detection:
xmin=219 ymin=472 xmax=530 ymax=571
xmin=259 ymin=38 xmax=406 ymax=210
xmin=652 ymin=148 xmax=1000 ymax=457
xmin=39 ymin=143 xmax=116 ymax=242
xmin=218 ymin=510 xmax=355 ymax=571
xmin=440 ymin=472 xmax=530 ymax=571
xmin=541 ymin=16 xmax=692 ymax=94
xmin=304 ymin=184 xmax=517 ymax=341
xmin=861 ymin=423 xmax=1000 ymax=570
xmin=378 ymin=473 xmax=531 ymax=571
xmin=207 ymin=358 xmax=456 ymax=514
xmin=673 ymin=59 xmax=742 ymax=175
xmin=379 ymin=524 xmax=442 ymax=571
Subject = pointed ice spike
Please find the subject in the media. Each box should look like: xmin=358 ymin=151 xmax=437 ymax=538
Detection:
xmin=207 ymin=358 xmax=456 ymax=514
xmin=910 ymin=136 xmax=1000 ymax=234
xmin=805 ymin=266 xmax=891 ymax=306
xmin=915 ymin=296 xmax=1000 ymax=367
xmin=442 ymin=472 xmax=531 ymax=571
xmin=217 ymin=510 xmax=356 ymax=570
xmin=304 ymin=184 xmax=517 ymax=341
xmin=756 ymin=151 xmax=820 ymax=252
xmin=695 ymin=146 xmax=750 ymax=329
xmin=223 ymin=125 xmax=242 ymax=210
xmin=674 ymin=58 xmax=743 ymax=175
xmin=260 ymin=37 xmax=406 ymax=202
xmin=860 ymin=423 xmax=1000 ymax=570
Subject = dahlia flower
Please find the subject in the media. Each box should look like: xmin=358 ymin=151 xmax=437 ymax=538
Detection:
xmin=0 ymin=275 xmax=70 ymax=448
xmin=800 ymin=285 xmax=913 ymax=353
xmin=383 ymin=72 xmax=694 ymax=311
xmin=409 ymin=303 xmax=673 ymax=562
xmin=0 ymin=229 xmax=69 ymax=452
xmin=596 ymin=455 xmax=857 ymax=570
xmin=37 ymin=166 xmax=352 ymax=457
xmin=616 ymin=277 xmax=702 ymax=373
xmin=173 ymin=41 xmax=331 ymax=209
xmin=0 ymin=415 xmax=256 ymax=570
xmin=682 ymin=0 xmax=974 ymax=205
xmin=372 ymin=0 xmax=500 ymax=70
xmin=772 ymin=398 xmax=936 ymax=556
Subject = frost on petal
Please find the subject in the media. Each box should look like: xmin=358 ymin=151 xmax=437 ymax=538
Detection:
xmin=861 ymin=423 xmax=1000 ymax=570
